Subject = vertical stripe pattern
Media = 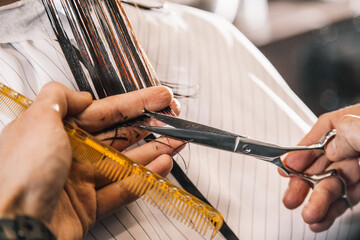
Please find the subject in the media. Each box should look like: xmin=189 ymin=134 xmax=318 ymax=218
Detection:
xmin=0 ymin=1 xmax=359 ymax=239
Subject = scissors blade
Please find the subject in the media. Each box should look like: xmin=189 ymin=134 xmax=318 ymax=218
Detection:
xmin=142 ymin=110 xmax=242 ymax=137
xmin=139 ymin=125 xmax=238 ymax=152
xmin=141 ymin=111 xmax=307 ymax=160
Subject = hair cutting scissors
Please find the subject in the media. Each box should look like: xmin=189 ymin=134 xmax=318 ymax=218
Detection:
xmin=139 ymin=110 xmax=352 ymax=207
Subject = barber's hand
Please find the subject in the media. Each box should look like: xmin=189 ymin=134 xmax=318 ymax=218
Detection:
xmin=0 ymin=82 xmax=183 ymax=239
xmin=281 ymin=104 xmax=360 ymax=232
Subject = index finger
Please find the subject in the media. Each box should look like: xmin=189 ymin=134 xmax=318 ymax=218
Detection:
xmin=284 ymin=104 xmax=360 ymax=171
xmin=74 ymin=86 xmax=174 ymax=132
xmin=283 ymin=113 xmax=334 ymax=172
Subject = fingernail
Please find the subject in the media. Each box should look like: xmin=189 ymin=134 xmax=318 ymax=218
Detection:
xmin=172 ymin=98 xmax=181 ymax=116
xmin=81 ymin=90 xmax=93 ymax=98
xmin=163 ymin=85 xmax=174 ymax=98
xmin=282 ymin=187 xmax=290 ymax=201
xmin=302 ymin=203 xmax=316 ymax=224
xmin=282 ymin=190 xmax=287 ymax=200
xmin=326 ymin=140 xmax=336 ymax=158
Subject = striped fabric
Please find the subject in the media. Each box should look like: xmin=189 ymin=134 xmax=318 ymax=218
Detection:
xmin=0 ymin=1 xmax=359 ymax=239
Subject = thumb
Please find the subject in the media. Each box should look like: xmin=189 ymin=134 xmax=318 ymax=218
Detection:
xmin=36 ymin=82 xmax=93 ymax=118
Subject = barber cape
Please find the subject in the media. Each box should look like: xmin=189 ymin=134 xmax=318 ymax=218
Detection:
xmin=0 ymin=0 xmax=359 ymax=239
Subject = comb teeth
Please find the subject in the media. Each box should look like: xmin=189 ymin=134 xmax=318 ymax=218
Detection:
xmin=66 ymin=122 xmax=223 ymax=238
xmin=0 ymin=83 xmax=223 ymax=238
xmin=0 ymin=83 xmax=32 ymax=122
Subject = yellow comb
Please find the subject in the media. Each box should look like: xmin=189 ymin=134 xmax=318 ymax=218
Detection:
xmin=0 ymin=83 xmax=223 ymax=239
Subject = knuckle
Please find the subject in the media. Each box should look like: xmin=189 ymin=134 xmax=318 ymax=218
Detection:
xmin=150 ymin=139 xmax=172 ymax=153
xmin=320 ymin=179 xmax=342 ymax=200
xmin=41 ymin=81 xmax=65 ymax=93
xmin=39 ymin=82 xmax=67 ymax=102
xmin=336 ymin=115 xmax=360 ymax=143
xmin=134 ymin=89 xmax=147 ymax=110
xmin=104 ymin=96 xmax=128 ymax=123
xmin=317 ymin=112 xmax=331 ymax=122
xmin=339 ymin=115 xmax=360 ymax=129
xmin=151 ymin=140 xmax=163 ymax=152
xmin=317 ymin=112 xmax=334 ymax=126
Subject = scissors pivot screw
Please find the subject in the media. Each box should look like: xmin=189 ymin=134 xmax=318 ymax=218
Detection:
xmin=242 ymin=145 xmax=251 ymax=154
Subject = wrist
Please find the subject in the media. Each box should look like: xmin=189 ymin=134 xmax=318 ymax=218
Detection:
xmin=0 ymin=215 xmax=55 ymax=240
xmin=0 ymin=184 xmax=56 ymax=223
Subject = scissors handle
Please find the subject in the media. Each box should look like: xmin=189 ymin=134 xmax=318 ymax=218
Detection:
xmin=237 ymin=129 xmax=337 ymax=160
xmin=272 ymin=157 xmax=352 ymax=208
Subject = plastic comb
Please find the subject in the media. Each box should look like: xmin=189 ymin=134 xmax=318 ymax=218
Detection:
xmin=0 ymin=83 xmax=223 ymax=239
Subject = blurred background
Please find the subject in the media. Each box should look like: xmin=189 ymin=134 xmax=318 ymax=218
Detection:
xmin=167 ymin=0 xmax=360 ymax=116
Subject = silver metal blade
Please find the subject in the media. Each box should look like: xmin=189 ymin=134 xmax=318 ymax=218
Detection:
xmin=143 ymin=110 xmax=242 ymax=137
xmin=139 ymin=125 xmax=238 ymax=152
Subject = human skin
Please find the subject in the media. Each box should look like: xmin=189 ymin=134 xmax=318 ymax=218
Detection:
xmin=0 ymin=82 xmax=183 ymax=239
xmin=281 ymin=104 xmax=360 ymax=232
